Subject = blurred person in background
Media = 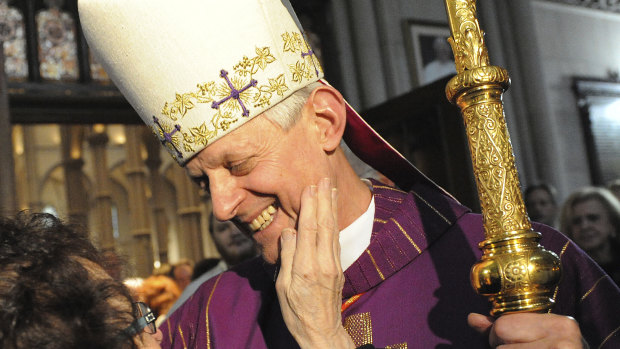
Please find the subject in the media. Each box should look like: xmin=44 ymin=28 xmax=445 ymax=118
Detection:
xmin=137 ymin=274 xmax=181 ymax=327
xmin=0 ymin=212 xmax=162 ymax=348
xmin=169 ymin=259 xmax=193 ymax=291
xmin=560 ymin=187 xmax=620 ymax=285
xmin=524 ymin=183 xmax=558 ymax=228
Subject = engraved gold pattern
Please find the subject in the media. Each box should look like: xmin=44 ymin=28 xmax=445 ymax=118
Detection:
xmin=599 ymin=324 xmax=620 ymax=349
xmin=386 ymin=343 xmax=408 ymax=349
xmin=390 ymin=218 xmax=422 ymax=254
xmin=366 ymin=249 xmax=385 ymax=280
xmin=445 ymin=0 xmax=489 ymax=74
xmin=444 ymin=0 xmax=561 ymax=315
xmin=343 ymin=312 xmax=373 ymax=347
xmin=205 ymin=274 xmax=223 ymax=349
xmin=580 ymin=275 xmax=609 ymax=303
xmin=411 ymin=191 xmax=452 ymax=225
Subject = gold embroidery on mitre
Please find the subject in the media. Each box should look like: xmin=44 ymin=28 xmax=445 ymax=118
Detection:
xmin=344 ymin=312 xmax=373 ymax=347
xmin=282 ymin=31 xmax=322 ymax=83
xmin=385 ymin=343 xmax=408 ymax=349
xmin=157 ymin=45 xmax=283 ymax=159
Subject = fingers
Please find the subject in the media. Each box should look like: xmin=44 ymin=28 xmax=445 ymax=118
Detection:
xmin=467 ymin=313 xmax=494 ymax=334
xmin=331 ymin=187 xmax=342 ymax=272
xmin=293 ymin=184 xmax=318 ymax=268
xmin=277 ymin=228 xmax=297 ymax=290
xmin=316 ymin=178 xmax=338 ymax=269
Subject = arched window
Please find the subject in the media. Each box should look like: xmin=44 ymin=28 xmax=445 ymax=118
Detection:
xmin=1 ymin=0 xmax=28 ymax=80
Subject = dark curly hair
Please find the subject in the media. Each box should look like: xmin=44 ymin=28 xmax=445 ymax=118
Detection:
xmin=0 ymin=212 xmax=137 ymax=349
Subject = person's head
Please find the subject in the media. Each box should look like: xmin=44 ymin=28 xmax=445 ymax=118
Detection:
xmin=0 ymin=212 xmax=162 ymax=348
xmin=560 ymin=187 xmax=620 ymax=255
xmin=137 ymin=275 xmax=181 ymax=320
xmin=209 ymin=214 xmax=258 ymax=266
xmin=169 ymin=260 xmax=193 ymax=291
xmin=524 ymin=183 xmax=558 ymax=227
xmin=80 ymin=0 xmax=414 ymax=264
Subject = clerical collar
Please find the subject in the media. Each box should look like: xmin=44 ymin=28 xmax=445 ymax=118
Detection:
xmin=339 ymin=194 xmax=375 ymax=271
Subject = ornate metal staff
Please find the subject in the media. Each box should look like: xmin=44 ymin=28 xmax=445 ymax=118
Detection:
xmin=443 ymin=0 xmax=561 ymax=316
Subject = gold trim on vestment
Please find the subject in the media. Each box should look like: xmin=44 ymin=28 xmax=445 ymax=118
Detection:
xmin=206 ymin=274 xmax=223 ymax=349
xmin=177 ymin=325 xmax=187 ymax=349
xmin=390 ymin=218 xmax=422 ymax=254
xmin=411 ymin=192 xmax=452 ymax=225
xmin=580 ymin=275 xmax=609 ymax=303
xmin=548 ymin=241 xmax=570 ymax=313
xmin=366 ymin=250 xmax=385 ymax=280
xmin=599 ymin=324 xmax=620 ymax=349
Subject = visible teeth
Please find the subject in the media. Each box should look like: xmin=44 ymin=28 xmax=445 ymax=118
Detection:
xmin=261 ymin=211 xmax=271 ymax=220
xmin=250 ymin=204 xmax=277 ymax=232
xmin=249 ymin=220 xmax=261 ymax=231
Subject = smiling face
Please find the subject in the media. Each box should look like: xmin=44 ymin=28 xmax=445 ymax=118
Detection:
xmin=186 ymin=112 xmax=329 ymax=263
xmin=570 ymin=198 xmax=615 ymax=252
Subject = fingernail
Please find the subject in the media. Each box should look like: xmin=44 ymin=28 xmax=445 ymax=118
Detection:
xmin=332 ymin=187 xmax=338 ymax=199
xmin=281 ymin=228 xmax=296 ymax=241
xmin=310 ymin=185 xmax=317 ymax=196
xmin=320 ymin=177 xmax=330 ymax=189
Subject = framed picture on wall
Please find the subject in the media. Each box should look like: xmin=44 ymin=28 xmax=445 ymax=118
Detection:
xmin=403 ymin=20 xmax=456 ymax=86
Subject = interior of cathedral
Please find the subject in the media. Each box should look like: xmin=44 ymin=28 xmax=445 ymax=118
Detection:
xmin=1 ymin=0 xmax=619 ymax=278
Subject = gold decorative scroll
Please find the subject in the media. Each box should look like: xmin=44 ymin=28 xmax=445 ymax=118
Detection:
xmin=443 ymin=0 xmax=561 ymax=316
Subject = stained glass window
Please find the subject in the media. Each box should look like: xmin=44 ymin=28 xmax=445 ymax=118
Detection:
xmin=36 ymin=0 xmax=78 ymax=81
xmin=90 ymin=50 xmax=110 ymax=82
xmin=0 ymin=0 xmax=28 ymax=80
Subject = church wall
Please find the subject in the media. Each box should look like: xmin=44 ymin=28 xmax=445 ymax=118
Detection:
xmin=531 ymin=1 xmax=620 ymax=196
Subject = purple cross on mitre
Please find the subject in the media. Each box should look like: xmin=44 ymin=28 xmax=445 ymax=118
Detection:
xmin=153 ymin=116 xmax=183 ymax=159
xmin=211 ymin=70 xmax=257 ymax=117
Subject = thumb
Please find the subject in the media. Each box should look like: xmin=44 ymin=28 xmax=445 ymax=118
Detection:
xmin=467 ymin=313 xmax=494 ymax=334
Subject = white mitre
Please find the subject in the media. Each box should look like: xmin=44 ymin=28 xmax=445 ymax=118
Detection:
xmin=79 ymin=0 xmax=323 ymax=164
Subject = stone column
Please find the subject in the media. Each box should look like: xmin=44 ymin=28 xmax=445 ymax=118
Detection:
xmin=60 ymin=125 xmax=89 ymax=228
xmin=23 ymin=126 xmax=43 ymax=211
xmin=124 ymin=125 xmax=154 ymax=277
xmin=0 ymin=46 xmax=17 ymax=215
xmin=200 ymin=193 xmax=219 ymax=258
xmin=143 ymin=130 xmax=169 ymax=264
xmin=172 ymin=164 xmax=204 ymax=262
xmin=87 ymin=125 xmax=115 ymax=251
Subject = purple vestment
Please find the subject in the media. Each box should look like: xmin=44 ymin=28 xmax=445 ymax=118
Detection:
xmin=162 ymin=180 xmax=620 ymax=348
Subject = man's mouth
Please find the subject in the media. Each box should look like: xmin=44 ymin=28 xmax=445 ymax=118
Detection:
xmin=249 ymin=204 xmax=277 ymax=232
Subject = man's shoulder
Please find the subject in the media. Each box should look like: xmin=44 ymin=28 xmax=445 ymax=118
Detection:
xmin=171 ymin=256 xmax=273 ymax=316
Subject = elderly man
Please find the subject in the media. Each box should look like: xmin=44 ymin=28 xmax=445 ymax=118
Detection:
xmin=79 ymin=0 xmax=620 ymax=348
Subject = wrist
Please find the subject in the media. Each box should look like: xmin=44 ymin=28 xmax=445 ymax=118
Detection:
xmin=298 ymin=326 xmax=355 ymax=349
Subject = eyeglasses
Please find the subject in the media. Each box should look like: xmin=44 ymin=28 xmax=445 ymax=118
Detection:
xmin=122 ymin=302 xmax=157 ymax=337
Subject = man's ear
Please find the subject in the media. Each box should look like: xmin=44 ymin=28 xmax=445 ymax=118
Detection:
xmin=304 ymin=85 xmax=346 ymax=152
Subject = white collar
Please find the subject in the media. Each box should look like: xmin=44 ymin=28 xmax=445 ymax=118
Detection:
xmin=339 ymin=195 xmax=375 ymax=271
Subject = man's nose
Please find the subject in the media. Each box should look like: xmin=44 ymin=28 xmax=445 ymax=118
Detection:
xmin=209 ymin=174 xmax=243 ymax=221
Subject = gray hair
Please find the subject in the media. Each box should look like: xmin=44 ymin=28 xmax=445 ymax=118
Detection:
xmin=262 ymin=81 xmax=323 ymax=130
